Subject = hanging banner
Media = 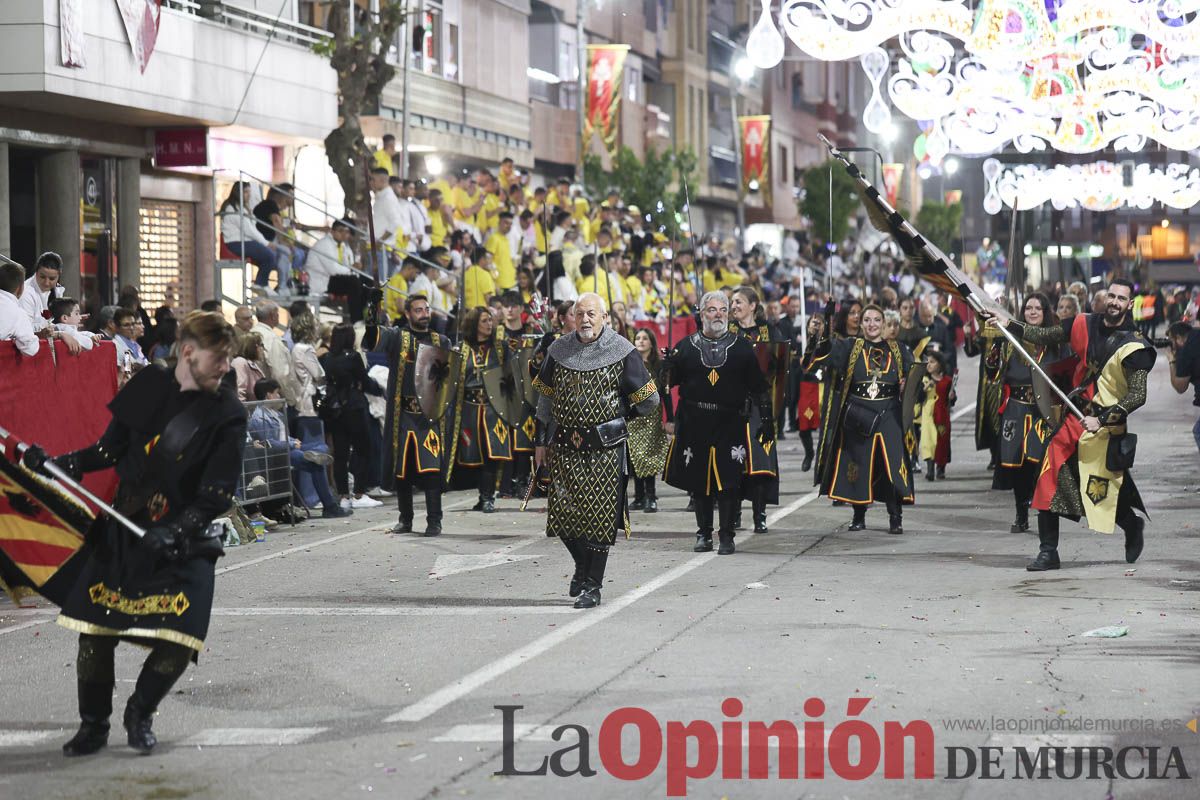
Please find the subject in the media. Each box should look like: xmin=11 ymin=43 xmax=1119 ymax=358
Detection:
xmin=882 ymin=163 xmax=905 ymax=208
xmin=944 ymin=189 xmax=963 ymax=206
xmin=739 ymin=115 xmax=771 ymax=203
xmin=115 ymin=0 xmax=163 ymax=74
xmin=584 ymin=44 xmax=631 ymax=158
xmin=60 ymin=0 xmax=86 ymax=68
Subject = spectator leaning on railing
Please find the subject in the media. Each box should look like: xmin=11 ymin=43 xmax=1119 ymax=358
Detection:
xmin=18 ymin=251 xmax=66 ymax=333
xmin=251 ymin=300 xmax=301 ymax=408
xmin=0 ymin=261 xmax=40 ymax=356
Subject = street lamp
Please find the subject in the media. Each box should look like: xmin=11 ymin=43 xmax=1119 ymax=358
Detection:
xmin=944 ymin=158 xmax=960 ymax=176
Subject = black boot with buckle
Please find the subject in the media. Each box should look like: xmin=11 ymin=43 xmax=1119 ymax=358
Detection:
xmin=1026 ymin=512 xmax=1061 ymax=571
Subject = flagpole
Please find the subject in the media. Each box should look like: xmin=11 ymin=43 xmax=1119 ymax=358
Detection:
xmin=1 ymin=427 xmax=146 ymax=537
xmin=815 ymin=134 xmax=1084 ymax=421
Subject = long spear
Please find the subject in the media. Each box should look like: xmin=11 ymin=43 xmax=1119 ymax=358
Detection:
xmin=816 ymin=134 xmax=1083 ymax=420
xmin=680 ymin=172 xmax=704 ymax=304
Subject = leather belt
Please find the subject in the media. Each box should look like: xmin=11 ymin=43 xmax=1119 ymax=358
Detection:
xmin=552 ymin=418 xmax=627 ymax=451
xmin=686 ymin=400 xmax=743 ymax=413
xmin=1008 ymin=384 xmax=1035 ymax=403
xmin=401 ymin=396 xmax=423 ymax=414
xmin=464 ymin=389 xmax=487 ymax=404
xmin=850 ymin=381 xmax=899 ymax=400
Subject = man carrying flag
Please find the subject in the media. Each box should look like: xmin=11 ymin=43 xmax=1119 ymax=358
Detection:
xmin=18 ymin=311 xmax=245 ymax=757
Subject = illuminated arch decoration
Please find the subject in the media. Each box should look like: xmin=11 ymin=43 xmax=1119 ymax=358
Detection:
xmin=981 ymin=157 xmax=1200 ymax=213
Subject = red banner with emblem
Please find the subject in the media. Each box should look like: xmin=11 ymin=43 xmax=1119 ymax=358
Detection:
xmin=739 ymin=116 xmax=771 ymax=202
xmin=883 ymin=163 xmax=905 ymax=208
xmin=585 ymin=45 xmax=630 ymax=158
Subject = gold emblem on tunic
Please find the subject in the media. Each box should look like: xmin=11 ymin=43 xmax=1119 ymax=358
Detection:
xmin=707 ymin=369 xmax=719 ymax=386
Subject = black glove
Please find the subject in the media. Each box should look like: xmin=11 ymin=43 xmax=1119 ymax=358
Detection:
xmin=759 ymin=414 xmax=776 ymax=444
xmin=142 ymin=525 xmax=182 ymax=560
xmin=21 ymin=445 xmax=51 ymax=476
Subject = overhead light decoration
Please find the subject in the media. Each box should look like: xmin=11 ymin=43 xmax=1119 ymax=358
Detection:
xmin=981 ymin=157 xmax=1200 ymax=214
xmin=765 ymin=0 xmax=1199 ymax=66
xmin=747 ymin=0 xmax=786 ymax=70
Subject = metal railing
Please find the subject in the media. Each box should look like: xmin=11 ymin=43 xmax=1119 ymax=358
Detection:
xmin=163 ymin=0 xmax=334 ymax=48
xmin=238 ymin=399 xmax=296 ymax=506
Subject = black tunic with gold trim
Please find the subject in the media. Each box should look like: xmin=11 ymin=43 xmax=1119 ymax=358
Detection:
xmin=665 ymin=331 xmax=770 ymax=496
xmin=816 ymin=338 xmax=916 ymax=506
xmin=366 ymin=325 xmax=449 ymax=489
xmin=446 ymin=335 xmax=513 ymax=482
xmin=730 ymin=321 xmax=782 ymax=504
xmin=534 ymin=327 xmax=659 ymax=546
xmin=991 ymin=338 xmax=1059 ymax=487
xmin=55 ymin=366 xmax=246 ymax=658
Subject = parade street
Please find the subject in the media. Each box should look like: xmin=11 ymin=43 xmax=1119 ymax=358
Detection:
xmin=2 ymin=358 xmax=1197 ymax=800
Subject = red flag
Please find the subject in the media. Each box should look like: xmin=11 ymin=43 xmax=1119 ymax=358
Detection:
xmin=584 ymin=45 xmax=630 ymax=158
xmin=739 ymin=116 xmax=771 ymax=202
xmin=0 ymin=431 xmax=92 ymax=606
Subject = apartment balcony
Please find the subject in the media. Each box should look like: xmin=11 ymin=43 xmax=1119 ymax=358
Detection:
xmin=0 ymin=0 xmax=337 ymax=141
xmin=530 ymin=99 xmax=577 ymax=168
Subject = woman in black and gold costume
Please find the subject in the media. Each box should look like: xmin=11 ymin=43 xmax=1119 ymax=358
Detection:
xmin=983 ymin=293 xmax=1062 ymax=532
xmin=445 ymin=306 xmax=513 ymax=512
xmin=815 ymin=304 xmax=918 ymax=534
xmin=627 ymin=327 xmax=669 ymax=512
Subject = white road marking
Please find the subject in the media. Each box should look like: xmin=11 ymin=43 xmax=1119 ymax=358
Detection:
xmin=428 ymin=540 xmax=539 ymax=579
xmin=385 ymin=490 xmax=820 ymax=724
xmin=211 ymin=605 xmax=574 ymax=617
xmin=179 ymin=727 xmax=327 ymax=746
xmin=0 ymin=730 xmax=60 ymax=747
xmin=951 ymin=401 xmax=977 ymax=423
xmin=0 ymin=615 xmax=56 ymax=636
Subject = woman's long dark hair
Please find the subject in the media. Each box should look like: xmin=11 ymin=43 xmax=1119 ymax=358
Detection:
xmin=460 ymin=306 xmax=491 ymax=343
xmin=733 ymin=286 xmax=767 ymax=326
xmin=634 ymin=326 xmax=661 ymax=374
xmin=1024 ymin=292 xmax=1058 ymax=328
xmin=832 ymin=299 xmax=862 ymax=337
xmin=219 ymin=181 xmax=250 ymax=214
xmin=328 ymin=323 xmax=357 ymax=354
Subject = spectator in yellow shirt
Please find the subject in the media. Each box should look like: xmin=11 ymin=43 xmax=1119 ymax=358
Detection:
xmin=383 ymin=257 xmax=421 ymax=322
xmin=497 ymin=157 xmax=526 ymax=192
xmin=546 ymin=178 xmax=572 ymax=212
xmin=701 ymin=255 xmax=746 ymax=294
xmin=575 ymin=253 xmax=622 ymax=308
xmin=452 ymin=173 xmax=485 ymax=230
xmin=425 ymin=188 xmax=453 ymax=248
xmin=485 ymin=212 xmax=517 ymax=290
xmin=373 ymin=134 xmax=397 ymax=176
xmin=464 ymin=246 xmax=498 ymax=309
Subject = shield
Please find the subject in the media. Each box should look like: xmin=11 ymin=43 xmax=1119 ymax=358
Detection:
xmin=1030 ymin=368 xmax=1059 ymax=423
xmin=902 ymin=361 xmax=929 ymax=433
xmin=508 ymin=336 xmax=539 ymax=407
xmin=753 ymin=342 xmax=789 ymax=418
xmin=482 ymin=366 xmax=525 ymax=427
xmin=414 ymin=342 xmax=459 ymax=421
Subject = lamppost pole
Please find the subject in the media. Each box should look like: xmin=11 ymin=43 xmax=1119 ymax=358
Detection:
xmin=576 ymin=0 xmax=587 ymax=182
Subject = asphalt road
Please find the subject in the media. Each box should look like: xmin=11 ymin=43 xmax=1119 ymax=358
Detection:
xmin=2 ymin=356 xmax=1198 ymax=800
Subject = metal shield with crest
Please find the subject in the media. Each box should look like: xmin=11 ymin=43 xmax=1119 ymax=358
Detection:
xmin=482 ymin=366 xmax=525 ymax=427
xmin=753 ymin=341 xmax=789 ymax=417
xmin=1030 ymin=368 xmax=1059 ymax=424
xmin=414 ymin=342 xmax=458 ymax=421
xmin=508 ymin=334 xmax=540 ymax=407
xmin=902 ymin=361 xmax=928 ymax=433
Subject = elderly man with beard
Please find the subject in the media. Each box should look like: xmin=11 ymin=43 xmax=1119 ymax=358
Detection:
xmin=983 ymin=279 xmax=1156 ymax=570
xmin=22 ymin=312 xmax=245 ymax=756
xmin=533 ymin=293 xmax=659 ymax=608
xmin=664 ymin=291 xmax=772 ymax=555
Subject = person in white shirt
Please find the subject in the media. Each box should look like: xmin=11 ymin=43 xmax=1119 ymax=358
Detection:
xmin=548 ymin=210 xmax=572 ymax=251
xmin=17 ymin=252 xmax=66 ymax=331
xmin=0 ymin=262 xmax=41 ymax=356
xmin=395 ymin=179 xmax=430 ymax=253
xmin=369 ymin=168 xmax=406 ymax=278
xmin=306 ymin=218 xmax=357 ymax=296
xmin=50 ymin=296 xmax=101 ymax=350
xmin=251 ymin=300 xmax=302 ymax=408
xmin=218 ymin=182 xmax=277 ymax=291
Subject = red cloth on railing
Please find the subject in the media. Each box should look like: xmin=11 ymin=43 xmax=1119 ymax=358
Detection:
xmin=0 ymin=340 xmax=120 ymax=505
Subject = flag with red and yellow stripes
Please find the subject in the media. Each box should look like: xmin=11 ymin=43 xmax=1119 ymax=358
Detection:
xmin=0 ymin=432 xmax=92 ymax=606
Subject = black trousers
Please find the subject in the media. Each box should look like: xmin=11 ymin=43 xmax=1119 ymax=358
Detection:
xmin=328 ymin=406 xmax=372 ymax=495
xmin=397 ymin=472 xmax=442 ymax=524
xmin=76 ymin=634 xmax=191 ymax=722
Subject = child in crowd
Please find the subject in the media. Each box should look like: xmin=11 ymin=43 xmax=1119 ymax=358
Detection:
xmin=919 ymin=349 xmax=953 ymax=480
xmin=49 ymin=297 xmax=100 ymax=350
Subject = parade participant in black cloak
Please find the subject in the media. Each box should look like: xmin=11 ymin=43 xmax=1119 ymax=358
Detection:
xmin=364 ymin=294 xmax=450 ymax=536
xmin=728 ymin=286 xmax=785 ymax=533
xmin=23 ymin=311 xmax=245 ymax=756
xmin=533 ymin=293 xmax=659 ymax=608
xmin=814 ymin=304 xmax=918 ymax=534
xmin=664 ymin=291 xmax=772 ymax=555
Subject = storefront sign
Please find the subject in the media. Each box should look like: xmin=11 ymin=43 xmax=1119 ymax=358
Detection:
xmin=154 ymin=128 xmax=209 ymax=168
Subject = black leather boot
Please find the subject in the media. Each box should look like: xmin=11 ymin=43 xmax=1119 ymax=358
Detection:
xmin=800 ymin=431 xmax=814 ymax=472
xmin=423 ymin=483 xmax=442 ymax=536
xmin=391 ymin=486 xmax=414 ymax=534
xmin=63 ymin=681 xmax=112 ymax=757
xmin=562 ymin=538 xmax=587 ymax=597
xmin=1011 ymin=492 xmax=1030 ymax=533
xmin=124 ymin=644 xmax=189 ymax=755
xmin=936 ymin=464 xmax=946 ymax=480
xmin=644 ymin=478 xmax=658 ymax=513
xmin=925 ymin=459 xmax=936 ymax=481
xmin=573 ymin=548 xmax=607 ymax=608
xmin=630 ymin=477 xmax=645 ymax=511
xmin=848 ymin=505 xmax=867 ymax=531
xmin=1027 ymin=512 xmax=1061 ymax=571
xmin=479 ymin=492 xmax=495 ymax=513
xmin=693 ymin=494 xmax=714 ymax=552
xmin=717 ymin=493 xmax=737 ymax=554
xmin=1120 ymin=513 xmax=1145 ymax=564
